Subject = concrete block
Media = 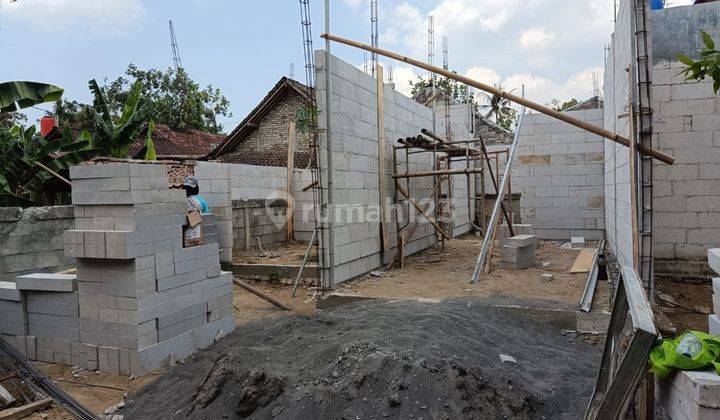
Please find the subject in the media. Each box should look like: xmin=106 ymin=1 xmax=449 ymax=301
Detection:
xmin=26 ymin=336 xmax=37 ymax=360
xmin=507 ymin=235 xmax=538 ymax=248
xmin=15 ymin=273 xmax=77 ymax=292
xmin=713 ymin=278 xmax=720 ymax=297
xmin=571 ymin=237 xmax=586 ymax=248
xmin=0 ymin=281 xmax=22 ymax=301
xmin=709 ymin=249 xmax=720 ymax=275
xmin=710 ymin=315 xmax=720 ymax=336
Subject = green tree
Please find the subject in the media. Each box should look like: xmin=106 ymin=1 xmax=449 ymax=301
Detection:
xmin=548 ymin=98 xmax=580 ymax=112
xmin=678 ymin=30 xmax=720 ymax=93
xmin=410 ymin=74 xmax=477 ymax=109
xmin=102 ymin=64 xmax=232 ymax=133
xmin=54 ymin=99 xmax=96 ymax=132
xmin=0 ymin=81 xmax=93 ymax=206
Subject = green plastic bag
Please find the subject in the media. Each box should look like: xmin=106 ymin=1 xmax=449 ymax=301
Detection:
xmin=649 ymin=330 xmax=720 ymax=378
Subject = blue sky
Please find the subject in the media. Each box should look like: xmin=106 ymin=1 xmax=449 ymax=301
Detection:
xmin=0 ymin=0 xmax=694 ymax=133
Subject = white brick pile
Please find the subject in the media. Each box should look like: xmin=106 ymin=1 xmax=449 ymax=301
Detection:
xmin=0 ymin=162 xmax=234 ymax=376
xmin=657 ymin=369 xmax=720 ymax=420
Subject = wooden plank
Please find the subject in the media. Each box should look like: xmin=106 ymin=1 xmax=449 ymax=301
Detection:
xmin=0 ymin=385 xmax=15 ymax=408
xmin=286 ymin=122 xmax=297 ymax=241
xmin=0 ymin=398 xmax=53 ymax=420
xmin=571 ymin=248 xmax=599 ymax=273
xmin=376 ymin=64 xmax=391 ymax=253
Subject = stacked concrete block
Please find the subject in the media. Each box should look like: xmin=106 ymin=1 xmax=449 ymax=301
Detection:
xmin=0 ymin=206 xmax=75 ymax=282
xmin=708 ymin=249 xmax=720 ymax=336
xmin=194 ymin=162 xmax=234 ymax=264
xmin=656 ymin=369 xmax=720 ymax=420
xmin=61 ymin=163 xmax=236 ymax=375
xmin=0 ymin=281 xmax=27 ymax=337
xmin=501 ymin=235 xmax=538 ymax=270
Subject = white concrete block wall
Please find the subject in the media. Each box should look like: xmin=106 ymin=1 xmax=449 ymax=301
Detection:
xmin=603 ymin=0 xmax=634 ymax=268
xmin=651 ymin=58 xmax=720 ymax=276
xmin=515 ymin=109 xmax=606 ymax=240
xmin=316 ymin=50 xmax=441 ymax=285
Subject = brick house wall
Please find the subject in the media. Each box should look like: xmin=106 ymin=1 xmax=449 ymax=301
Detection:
xmin=223 ymin=89 xmax=313 ymax=160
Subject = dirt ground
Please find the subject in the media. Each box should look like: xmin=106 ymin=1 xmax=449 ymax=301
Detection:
xmin=25 ymin=363 xmax=161 ymax=420
xmin=233 ymin=241 xmax=316 ymax=266
xmin=656 ymin=279 xmax=713 ymax=333
xmin=22 ymin=237 xmax=610 ymax=418
xmin=122 ymin=299 xmax=601 ymax=420
xmin=341 ymin=238 xmax=610 ymax=311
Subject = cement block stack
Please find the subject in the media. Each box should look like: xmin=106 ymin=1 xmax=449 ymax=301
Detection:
xmin=656 ymin=369 xmax=720 ymax=420
xmin=501 ymin=235 xmax=538 ymax=270
xmin=0 ymin=162 xmax=234 ymax=376
xmin=708 ymin=249 xmax=720 ymax=336
xmin=65 ymin=162 xmax=235 ymax=375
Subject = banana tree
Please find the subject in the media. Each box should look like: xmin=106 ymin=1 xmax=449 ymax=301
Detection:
xmin=87 ymin=79 xmax=151 ymax=158
xmin=0 ymin=81 xmax=64 ymax=113
xmin=0 ymin=124 xmax=93 ymax=206
xmin=478 ymin=83 xmax=518 ymax=131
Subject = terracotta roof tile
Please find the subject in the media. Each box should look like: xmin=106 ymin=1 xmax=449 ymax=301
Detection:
xmin=130 ymin=124 xmax=225 ymax=159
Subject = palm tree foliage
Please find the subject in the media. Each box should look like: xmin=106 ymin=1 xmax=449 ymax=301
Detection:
xmin=477 ymin=84 xmax=518 ymax=131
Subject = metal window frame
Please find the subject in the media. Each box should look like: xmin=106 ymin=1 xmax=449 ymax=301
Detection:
xmin=584 ymin=265 xmax=657 ymax=419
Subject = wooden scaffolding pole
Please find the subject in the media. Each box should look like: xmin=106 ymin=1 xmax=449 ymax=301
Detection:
xmin=320 ymin=33 xmax=674 ymax=165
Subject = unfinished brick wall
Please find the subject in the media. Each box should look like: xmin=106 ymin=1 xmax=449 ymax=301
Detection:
xmin=0 ymin=206 xmax=75 ymax=282
xmin=239 ymin=89 xmax=312 ymax=152
xmin=650 ymin=4 xmax=720 ymax=277
xmin=232 ymin=199 xmax=287 ymax=250
xmin=516 ymin=109 xmax=605 ymax=240
xmin=604 ymin=0 xmax=635 ymax=268
xmin=316 ymin=50 xmax=445 ymax=286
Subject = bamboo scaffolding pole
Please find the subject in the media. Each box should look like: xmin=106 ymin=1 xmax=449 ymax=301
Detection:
xmin=393 ymin=168 xmax=483 ymax=179
xmin=395 ymin=181 xmax=451 ymax=241
xmin=35 ymin=162 xmax=71 ymax=186
xmin=320 ymin=33 xmax=675 ymax=165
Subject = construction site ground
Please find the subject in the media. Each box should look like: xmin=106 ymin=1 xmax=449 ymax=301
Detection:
xmin=21 ymin=237 xmax=639 ymax=418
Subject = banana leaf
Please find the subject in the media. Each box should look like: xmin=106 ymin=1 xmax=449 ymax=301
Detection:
xmin=0 ymin=81 xmax=64 ymax=113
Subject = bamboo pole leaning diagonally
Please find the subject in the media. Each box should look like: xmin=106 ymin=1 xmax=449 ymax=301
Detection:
xmin=320 ymin=33 xmax=675 ymax=165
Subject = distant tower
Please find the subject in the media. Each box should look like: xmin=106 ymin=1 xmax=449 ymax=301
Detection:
xmin=442 ymin=36 xmax=449 ymax=70
xmin=388 ymin=65 xmax=393 ymax=84
xmin=289 ymin=62 xmax=295 ymax=79
xmin=363 ymin=51 xmax=369 ymax=74
xmin=371 ymin=0 xmax=379 ymax=77
xmin=169 ymin=20 xmax=183 ymax=71
xmin=427 ymin=15 xmax=435 ymax=81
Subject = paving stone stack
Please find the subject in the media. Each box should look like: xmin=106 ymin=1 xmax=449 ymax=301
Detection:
xmin=501 ymin=234 xmax=538 ymax=270
xmin=0 ymin=162 xmax=234 ymax=376
xmin=708 ymin=249 xmax=720 ymax=336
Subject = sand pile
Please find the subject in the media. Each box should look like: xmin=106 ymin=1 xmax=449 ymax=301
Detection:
xmin=122 ymin=299 xmax=600 ymax=419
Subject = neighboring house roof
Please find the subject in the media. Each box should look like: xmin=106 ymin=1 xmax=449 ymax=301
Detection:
xmin=209 ymin=77 xmax=313 ymax=159
xmin=130 ymin=124 xmax=225 ymax=159
xmin=219 ymin=145 xmax=315 ymax=169
xmin=476 ymin=113 xmax=512 ymax=135
xmin=563 ymin=96 xmax=603 ymax=111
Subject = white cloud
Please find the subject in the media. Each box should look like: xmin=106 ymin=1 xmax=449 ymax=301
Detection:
xmin=465 ymin=67 xmax=502 ymax=87
xmin=0 ymin=0 xmax=146 ymax=36
xmin=388 ymin=64 xmax=420 ymax=97
xmin=519 ymin=29 xmax=556 ymax=49
xmin=502 ymin=67 xmax=603 ymax=107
